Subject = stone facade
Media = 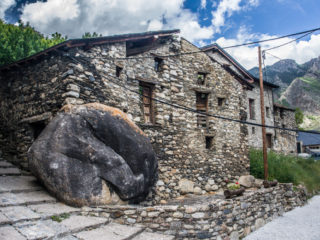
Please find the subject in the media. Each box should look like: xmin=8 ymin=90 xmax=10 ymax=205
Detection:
xmin=246 ymin=82 xmax=276 ymax=150
xmin=202 ymin=44 xmax=297 ymax=154
xmin=0 ymin=30 xmax=297 ymax=203
xmin=246 ymin=84 xmax=297 ymax=154
xmin=273 ymin=104 xmax=297 ymax=153
xmin=0 ymin=31 xmax=251 ymax=202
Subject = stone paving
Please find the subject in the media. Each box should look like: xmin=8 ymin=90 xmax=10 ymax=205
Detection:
xmin=0 ymin=157 xmax=174 ymax=240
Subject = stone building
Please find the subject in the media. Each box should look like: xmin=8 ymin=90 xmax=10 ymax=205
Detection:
xmin=0 ymin=30 xmax=255 ymax=200
xmin=202 ymin=44 xmax=297 ymax=154
xmin=0 ymin=29 xmax=296 ymax=201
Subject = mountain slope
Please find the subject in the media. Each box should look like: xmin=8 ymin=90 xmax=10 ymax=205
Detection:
xmin=279 ymin=56 xmax=320 ymax=115
xmin=249 ymin=59 xmax=307 ymax=96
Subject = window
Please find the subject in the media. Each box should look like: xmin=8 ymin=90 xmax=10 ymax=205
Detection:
xmin=252 ymin=127 xmax=255 ymax=134
xmin=266 ymin=134 xmax=272 ymax=148
xmin=139 ymin=82 xmax=154 ymax=124
xmin=197 ymin=72 xmax=206 ymax=85
xmin=154 ymin=57 xmax=163 ymax=72
xmin=116 ymin=66 xmax=123 ymax=77
xmin=280 ymin=109 xmax=284 ymax=119
xmin=205 ymin=136 xmax=213 ymax=149
xmin=249 ymin=99 xmax=255 ymax=120
xmin=196 ymin=92 xmax=208 ymax=127
xmin=218 ymin=97 xmax=225 ymax=107
xmin=266 ymin=107 xmax=270 ymax=118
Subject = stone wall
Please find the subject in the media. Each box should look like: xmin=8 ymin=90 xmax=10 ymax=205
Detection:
xmin=61 ymin=37 xmax=250 ymax=201
xmin=274 ymin=106 xmax=297 ymax=154
xmin=91 ymin=184 xmax=307 ymax=239
xmin=246 ymin=82 xmax=276 ymax=150
xmin=0 ymin=34 xmax=250 ymax=202
xmin=0 ymin=54 xmax=74 ymax=169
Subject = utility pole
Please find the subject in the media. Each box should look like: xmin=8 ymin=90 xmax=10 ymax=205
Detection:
xmin=258 ymin=46 xmax=268 ymax=180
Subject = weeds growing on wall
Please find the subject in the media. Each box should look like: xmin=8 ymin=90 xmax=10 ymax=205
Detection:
xmin=250 ymin=148 xmax=320 ymax=193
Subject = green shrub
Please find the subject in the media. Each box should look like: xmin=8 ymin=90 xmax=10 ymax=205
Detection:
xmin=249 ymin=148 xmax=320 ymax=193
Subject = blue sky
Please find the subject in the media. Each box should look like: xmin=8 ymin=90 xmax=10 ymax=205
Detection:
xmin=1 ymin=0 xmax=320 ymax=68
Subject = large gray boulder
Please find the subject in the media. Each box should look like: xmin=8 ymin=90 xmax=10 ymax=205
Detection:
xmin=28 ymin=103 xmax=157 ymax=206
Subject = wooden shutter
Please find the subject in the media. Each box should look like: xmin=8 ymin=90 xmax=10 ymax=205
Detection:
xmin=140 ymin=83 xmax=154 ymax=123
xmin=196 ymin=92 xmax=208 ymax=127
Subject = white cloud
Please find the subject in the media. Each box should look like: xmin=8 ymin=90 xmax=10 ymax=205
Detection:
xmin=215 ymin=27 xmax=320 ymax=69
xmin=211 ymin=0 xmax=242 ymax=33
xmin=0 ymin=0 xmax=15 ymax=19
xmin=20 ymin=0 xmax=214 ymax=42
xmin=201 ymin=0 xmax=207 ymax=9
xmin=211 ymin=0 xmax=259 ymax=33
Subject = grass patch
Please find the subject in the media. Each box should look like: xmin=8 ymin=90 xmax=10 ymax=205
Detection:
xmin=250 ymin=149 xmax=320 ymax=193
xmin=51 ymin=213 xmax=70 ymax=223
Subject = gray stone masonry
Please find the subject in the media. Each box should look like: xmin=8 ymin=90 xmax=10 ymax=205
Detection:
xmin=0 ymin=157 xmax=174 ymax=240
xmin=0 ymin=156 xmax=307 ymax=239
xmin=0 ymin=35 xmax=251 ymax=202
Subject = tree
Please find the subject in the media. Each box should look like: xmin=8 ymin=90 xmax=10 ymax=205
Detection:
xmin=82 ymin=32 xmax=102 ymax=38
xmin=0 ymin=19 xmax=67 ymax=66
xmin=295 ymin=108 xmax=304 ymax=125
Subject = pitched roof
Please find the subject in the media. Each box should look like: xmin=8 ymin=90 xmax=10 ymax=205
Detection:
xmin=297 ymin=131 xmax=320 ymax=146
xmin=201 ymin=43 xmax=279 ymax=88
xmin=0 ymin=29 xmax=180 ymax=71
xmin=273 ymin=103 xmax=295 ymax=111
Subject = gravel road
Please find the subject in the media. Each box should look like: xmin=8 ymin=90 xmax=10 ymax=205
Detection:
xmin=244 ymin=195 xmax=320 ymax=240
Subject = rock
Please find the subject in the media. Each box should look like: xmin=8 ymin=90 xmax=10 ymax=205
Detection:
xmin=238 ymin=175 xmax=255 ymax=188
xmin=193 ymin=187 xmax=202 ymax=195
xmin=255 ymin=218 xmax=265 ymax=229
xmin=28 ymin=103 xmax=157 ymax=206
xmin=230 ymin=231 xmax=239 ymax=240
xmin=254 ymin=178 xmax=264 ymax=188
xmin=178 ymin=179 xmax=194 ymax=194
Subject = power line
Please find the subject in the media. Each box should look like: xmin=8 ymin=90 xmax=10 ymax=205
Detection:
xmin=263 ymin=30 xmax=316 ymax=52
xmin=68 ymin=55 xmax=320 ymax=135
xmin=264 ymin=51 xmax=283 ymax=61
xmin=70 ymin=27 xmax=320 ymax=61
xmin=223 ymin=27 xmax=320 ymax=49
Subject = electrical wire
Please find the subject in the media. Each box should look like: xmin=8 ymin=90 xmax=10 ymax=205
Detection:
xmin=263 ymin=30 xmax=316 ymax=52
xmin=68 ymin=55 xmax=320 ymax=135
xmin=69 ymin=27 xmax=320 ymax=61
xmin=223 ymin=27 xmax=320 ymax=49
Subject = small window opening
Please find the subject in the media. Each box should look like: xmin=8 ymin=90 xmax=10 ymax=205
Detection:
xmin=218 ymin=97 xmax=225 ymax=106
xmin=30 ymin=121 xmax=46 ymax=140
xmin=154 ymin=57 xmax=163 ymax=72
xmin=266 ymin=133 xmax=272 ymax=148
xmin=116 ymin=66 xmax=123 ymax=77
xmin=197 ymin=72 xmax=206 ymax=85
xmin=205 ymin=136 xmax=214 ymax=149
xmin=280 ymin=109 xmax=284 ymax=119
xmin=252 ymin=127 xmax=255 ymax=134
xmin=249 ymin=99 xmax=255 ymax=120
xmin=266 ymin=107 xmax=270 ymax=118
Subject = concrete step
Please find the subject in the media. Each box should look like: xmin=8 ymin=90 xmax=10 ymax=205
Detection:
xmin=0 ymin=191 xmax=56 ymax=207
xmin=0 ymin=168 xmax=21 ymax=176
xmin=0 ymin=161 xmax=15 ymax=168
xmin=14 ymin=215 xmax=108 ymax=240
xmin=74 ymin=222 xmax=144 ymax=240
xmin=0 ymin=176 xmax=42 ymax=194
